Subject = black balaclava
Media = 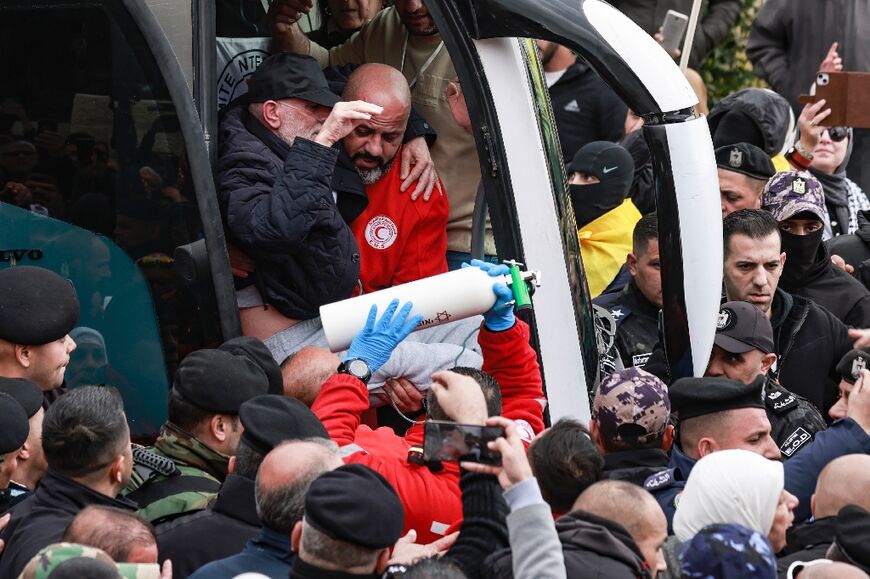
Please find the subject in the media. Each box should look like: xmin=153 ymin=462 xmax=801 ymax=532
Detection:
xmin=780 ymin=228 xmax=827 ymax=290
xmin=567 ymin=141 xmax=635 ymax=228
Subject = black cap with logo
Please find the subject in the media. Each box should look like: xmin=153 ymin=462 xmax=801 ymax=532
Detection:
xmin=715 ymin=142 xmax=775 ymax=181
xmin=836 ymin=349 xmax=870 ymax=385
xmin=714 ymin=301 xmax=775 ymax=355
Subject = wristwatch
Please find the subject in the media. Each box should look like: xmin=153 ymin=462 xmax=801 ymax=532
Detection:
xmin=337 ymin=358 xmax=372 ymax=385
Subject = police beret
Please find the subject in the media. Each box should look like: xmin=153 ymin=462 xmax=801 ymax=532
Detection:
xmin=305 ymin=464 xmax=404 ymax=549
xmin=836 ymin=349 xmax=870 ymax=385
xmin=173 ymin=349 xmax=270 ymax=414
xmin=0 ymin=266 xmax=79 ymax=345
xmin=0 ymin=392 xmax=30 ymax=454
xmin=834 ymin=504 xmax=870 ymax=572
xmin=219 ymin=337 xmax=283 ymax=396
xmin=0 ymin=377 xmax=42 ymax=418
xmin=239 ymin=395 xmax=327 ymax=455
xmin=670 ymin=375 xmax=766 ymax=421
xmin=715 ymin=143 xmax=775 ymax=181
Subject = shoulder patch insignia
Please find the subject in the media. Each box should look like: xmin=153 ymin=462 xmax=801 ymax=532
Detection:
xmin=644 ymin=468 xmax=676 ymax=491
xmin=766 ymin=388 xmax=799 ymax=414
xmin=609 ymin=305 xmax=632 ymax=325
xmin=632 ymin=352 xmax=652 ymax=367
xmin=780 ymin=427 xmax=811 ymax=457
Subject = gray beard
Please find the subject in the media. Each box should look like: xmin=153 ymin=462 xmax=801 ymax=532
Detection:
xmin=357 ymin=157 xmax=395 ymax=185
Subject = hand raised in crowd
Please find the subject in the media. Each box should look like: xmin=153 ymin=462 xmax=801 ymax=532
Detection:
xmin=654 ymin=27 xmax=681 ymax=59
xmin=347 ymin=299 xmax=422 ymax=373
xmin=160 ymin=559 xmax=173 ymax=579
xmin=400 ymin=136 xmax=443 ymax=201
xmin=796 ymin=99 xmax=832 ymax=153
xmin=847 ymin=369 xmax=870 ymax=435
xmin=831 ymin=254 xmax=854 ymax=274
xmin=848 ymin=328 xmax=870 ymax=349
xmin=379 ymin=377 xmax=425 ymax=414
xmin=387 ymin=529 xmax=458 ymax=566
xmin=819 ymin=42 xmax=844 ymax=73
xmin=463 ymin=260 xmax=516 ymax=332
xmin=268 ymin=0 xmax=313 ymax=33
xmin=461 ymin=416 xmax=534 ymax=491
xmin=315 ymin=101 xmax=384 ymax=148
xmin=430 ymin=370 xmax=488 ymax=425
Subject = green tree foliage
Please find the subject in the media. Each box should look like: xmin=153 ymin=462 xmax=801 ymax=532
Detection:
xmin=699 ymin=0 xmax=767 ymax=107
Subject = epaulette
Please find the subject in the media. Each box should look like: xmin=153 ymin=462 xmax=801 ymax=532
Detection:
xmin=608 ymin=305 xmax=632 ymax=326
xmin=644 ymin=468 xmax=679 ymax=492
xmin=132 ymin=446 xmax=179 ymax=481
xmin=765 ymin=387 xmax=799 ymax=415
xmin=780 ymin=427 xmax=812 ymax=458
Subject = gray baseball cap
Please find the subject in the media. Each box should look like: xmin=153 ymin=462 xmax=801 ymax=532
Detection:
xmin=715 ymin=301 xmax=775 ymax=354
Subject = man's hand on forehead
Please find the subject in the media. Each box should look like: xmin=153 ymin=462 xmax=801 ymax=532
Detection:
xmin=315 ymin=100 xmax=384 ymax=147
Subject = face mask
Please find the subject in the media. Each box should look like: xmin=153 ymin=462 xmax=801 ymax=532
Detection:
xmin=780 ymin=229 xmax=824 ymax=288
xmin=569 ymin=183 xmax=615 ymax=228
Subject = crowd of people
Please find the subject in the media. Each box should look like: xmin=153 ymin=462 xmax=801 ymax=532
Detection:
xmin=2 ymin=0 xmax=870 ymax=577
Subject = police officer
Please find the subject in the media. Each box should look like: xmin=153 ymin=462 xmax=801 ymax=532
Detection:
xmin=646 ymin=374 xmax=870 ymax=530
xmin=124 ymin=337 xmax=274 ymax=523
xmin=762 ymin=170 xmax=870 ymax=328
xmin=156 ymin=394 xmax=329 ymax=577
xmin=595 ymin=212 xmax=661 ymax=368
xmin=0 ymin=266 xmax=79 ymax=398
xmin=715 ymin=142 xmax=775 ymax=217
xmin=0 ymin=391 xmax=30 ymax=514
xmin=589 ymin=367 xmax=673 ymax=486
xmin=706 ymin=301 xmax=827 ymax=457
xmin=0 ymin=378 xmax=44 ymax=510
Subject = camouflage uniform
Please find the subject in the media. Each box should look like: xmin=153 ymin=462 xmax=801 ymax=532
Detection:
xmin=123 ymin=421 xmax=229 ymax=524
xmin=18 ymin=542 xmax=161 ymax=579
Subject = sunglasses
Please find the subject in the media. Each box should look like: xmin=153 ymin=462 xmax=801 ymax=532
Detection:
xmin=826 ymin=126 xmax=849 ymax=142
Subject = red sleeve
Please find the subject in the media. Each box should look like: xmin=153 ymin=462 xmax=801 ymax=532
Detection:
xmin=311 ymin=373 xmax=369 ymax=446
xmin=391 ymin=181 xmax=449 ymax=286
xmin=480 ymin=319 xmax=546 ymax=438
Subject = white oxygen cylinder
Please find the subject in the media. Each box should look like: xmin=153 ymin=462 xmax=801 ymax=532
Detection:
xmin=320 ymin=267 xmax=506 ymax=352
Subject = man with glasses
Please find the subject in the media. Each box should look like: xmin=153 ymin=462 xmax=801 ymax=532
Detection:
xmin=218 ymin=52 xmax=380 ymax=342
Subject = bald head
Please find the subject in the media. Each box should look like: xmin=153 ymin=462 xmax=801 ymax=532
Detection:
xmin=573 ymin=480 xmax=662 ymax=541
xmin=62 ymin=505 xmax=157 ymax=563
xmin=255 ymin=439 xmax=342 ymax=534
xmin=343 ymin=64 xmax=411 ymax=112
xmin=281 ymin=347 xmax=340 ymax=406
xmin=813 ymin=454 xmax=870 ymax=519
xmin=800 ymin=563 xmax=870 ymax=579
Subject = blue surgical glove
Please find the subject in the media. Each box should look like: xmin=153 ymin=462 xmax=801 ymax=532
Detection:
xmin=347 ymin=299 xmax=423 ymax=373
xmin=463 ymin=259 xmax=516 ymax=332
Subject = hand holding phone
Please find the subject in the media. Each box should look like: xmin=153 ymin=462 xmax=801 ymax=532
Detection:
xmin=423 ymin=421 xmax=504 ymax=465
xmin=459 ymin=416 xmax=535 ymax=490
xmin=658 ymin=10 xmax=688 ymax=57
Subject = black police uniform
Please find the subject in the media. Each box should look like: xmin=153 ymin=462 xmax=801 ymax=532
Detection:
xmin=602 ymin=448 xmax=670 ymax=487
xmin=763 ymin=378 xmax=828 ymax=459
xmin=594 ymin=280 xmax=659 ymax=368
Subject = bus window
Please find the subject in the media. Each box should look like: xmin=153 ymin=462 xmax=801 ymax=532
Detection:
xmin=0 ymin=2 xmax=222 ymax=442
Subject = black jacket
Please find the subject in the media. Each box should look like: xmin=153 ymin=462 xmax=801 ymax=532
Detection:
xmin=484 ymin=510 xmax=651 ymax=579
xmin=782 ymin=249 xmax=870 ymax=328
xmin=763 ymin=379 xmax=828 ymax=458
xmin=156 ymin=474 xmax=260 ymax=579
xmin=610 ymin=0 xmax=742 ymax=69
xmin=768 ymin=289 xmax=853 ymax=414
xmin=549 ymin=59 xmax=627 ymax=163
xmin=595 ymin=280 xmax=660 ymax=369
xmin=217 ymin=105 xmax=361 ymax=320
xmin=444 ymin=472 xmax=509 ymax=579
xmin=777 ymin=517 xmax=836 ymax=577
xmin=0 ymin=469 xmax=137 ymax=578
xmin=707 ymin=88 xmax=793 ymax=156
xmin=602 ymin=448 xmax=670 ymax=487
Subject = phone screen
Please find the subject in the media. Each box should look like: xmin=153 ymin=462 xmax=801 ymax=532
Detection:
xmin=423 ymin=421 xmax=504 ymax=465
xmin=660 ymin=10 xmax=688 ymax=55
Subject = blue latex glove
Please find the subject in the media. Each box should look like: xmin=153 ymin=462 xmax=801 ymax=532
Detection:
xmin=347 ymin=299 xmax=423 ymax=373
xmin=463 ymin=259 xmax=516 ymax=332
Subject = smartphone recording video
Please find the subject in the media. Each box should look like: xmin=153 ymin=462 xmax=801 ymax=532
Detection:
xmin=423 ymin=421 xmax=504 ymax=465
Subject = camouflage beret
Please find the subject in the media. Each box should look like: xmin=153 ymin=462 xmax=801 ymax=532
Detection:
xmin=18 ymin=542 xmax=161 ymax=579
xmin=592 ymin=367 xmax=670 ymax=446
xmin=715 ymin=142 xmax=775 ymax=180
xmin=835 ymin=349 xmax=870 ymax=385
xmin=762 ymin=170 xmax=825 ymax=223
xmin=679 ymin=524 xmax=776 ymax=578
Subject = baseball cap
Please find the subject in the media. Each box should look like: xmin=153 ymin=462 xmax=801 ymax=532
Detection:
xmin=715 ymin=301 xmax=775 ymax=354
xmin=762 ymin=171 xmax=825 ymax=222
xmin=592 ymin=367 xmax=670 ymax=445
xmin=18 ymin=543 xmax=161 ymax=579
xmin=715 ymin=142 xmax=775 ymax=180
xmin=243 ymin=52 xmax=340 ymax=107
xmin=566 ymin=141 xmax=634 ymax=185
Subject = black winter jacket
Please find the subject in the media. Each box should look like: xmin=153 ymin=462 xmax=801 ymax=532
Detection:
xmin=218 ymin=105 xmax=361 ymax=319
xmin=156 ymin=474 xmax=260 ymax=579
xmin=549 ymin=59 xmax=627 ymax=163
xmin=0 ymin=470 xmax=138 ymax=579
xmin=707 ymin=88 xmax=793 ymax=156
xmin=777 ymin=517 xmax=836 ymax=577
xmin=484 ymin=510 xmax=651 ymax=579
